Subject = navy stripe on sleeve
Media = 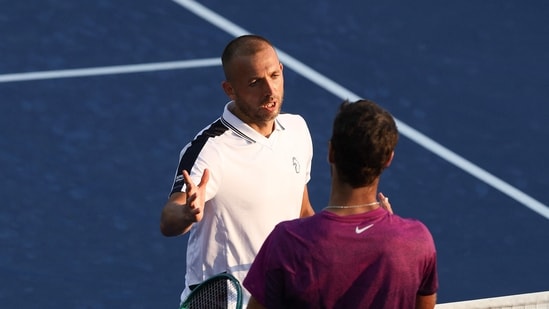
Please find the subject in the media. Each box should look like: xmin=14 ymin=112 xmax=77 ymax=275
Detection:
xmin=170 ymin=119 xmax=229 ymax=195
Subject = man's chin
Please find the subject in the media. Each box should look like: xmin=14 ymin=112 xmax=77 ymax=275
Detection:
xmin=258 ymin=110 xmax=279 ymax=123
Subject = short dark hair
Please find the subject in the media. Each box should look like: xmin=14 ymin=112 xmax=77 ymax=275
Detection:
xmin=331 ymin=99 xmax=399 ymax=187
xmin=221 ymin=34 xmax=274 ymax=80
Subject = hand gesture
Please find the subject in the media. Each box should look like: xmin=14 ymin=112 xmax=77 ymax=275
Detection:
xmin=182 ymin=169 xmax=210 ymax=223
xmin=378 ymin=192 xmax=393 ymax=215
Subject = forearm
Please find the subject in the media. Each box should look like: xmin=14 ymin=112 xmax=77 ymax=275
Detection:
xmin=160 ymin=193 xmax=195 ymax=236
xmin=300 ymin=204 xmax=314 ymax=218
xmin=416 ymin=294 xmax=437 ymax=309
xmin=161 ymin=169 xmax=209 ymax=236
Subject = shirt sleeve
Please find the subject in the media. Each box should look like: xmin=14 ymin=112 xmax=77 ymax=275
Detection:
xmin=418 ymin=245 xmax=438 ymax=295
xmin=169 ymin=139 xmax=221 ymax=200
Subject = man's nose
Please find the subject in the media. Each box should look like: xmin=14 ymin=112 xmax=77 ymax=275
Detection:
xmin=263 ymin=79 xmax=276 ymax=95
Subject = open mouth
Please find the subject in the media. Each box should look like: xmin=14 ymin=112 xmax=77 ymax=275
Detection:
xmin=261 ymin=101 xmax=277 ymax=110
xmin=265 ymin=102 xmax=276 ymax=108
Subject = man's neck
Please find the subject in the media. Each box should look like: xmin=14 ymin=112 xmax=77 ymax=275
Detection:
xmin=326 ymin=180 xmax=380 ymax=215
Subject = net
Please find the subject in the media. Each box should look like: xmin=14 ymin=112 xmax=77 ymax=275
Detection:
xmin=435 ymin=291 xmax=549 ymax=309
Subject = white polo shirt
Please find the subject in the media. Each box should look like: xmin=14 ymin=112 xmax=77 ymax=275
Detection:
xmin=170 ymin=102 xmax=313 ymax=303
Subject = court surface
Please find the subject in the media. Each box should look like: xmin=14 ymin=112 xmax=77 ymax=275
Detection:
xmin=1 ymin=1 xmax=548 ymax=308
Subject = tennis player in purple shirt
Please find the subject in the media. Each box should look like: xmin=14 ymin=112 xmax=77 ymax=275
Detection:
xmin=244 ymin=99 xmax=438 ymax=309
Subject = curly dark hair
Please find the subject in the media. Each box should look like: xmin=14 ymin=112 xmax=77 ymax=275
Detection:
xmin=330 ymin=99 xmax=399 ymax=188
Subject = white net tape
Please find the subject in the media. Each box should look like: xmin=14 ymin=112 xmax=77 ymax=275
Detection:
xmin=436 ymin=291 xmax=549 ymax=309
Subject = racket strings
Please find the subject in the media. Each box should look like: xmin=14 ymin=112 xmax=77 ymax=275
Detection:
xmin=185 ymin=278 xmax=240 ymax=309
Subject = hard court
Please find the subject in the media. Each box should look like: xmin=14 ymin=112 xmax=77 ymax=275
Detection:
xmin=1 ymin=1 xmax=548 ymax=308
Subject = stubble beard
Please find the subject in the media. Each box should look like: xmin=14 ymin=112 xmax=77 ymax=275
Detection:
xmin=236 ymin=94 xmax=284 ymax=124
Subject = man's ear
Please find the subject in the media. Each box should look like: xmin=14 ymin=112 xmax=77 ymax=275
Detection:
xmin=328 ymin=141 xmax=335 ymax=163
xmin=222 ymin=80 xmax=235 ymax=100
xmin=385 ymin=151 xmax=395 ymax=167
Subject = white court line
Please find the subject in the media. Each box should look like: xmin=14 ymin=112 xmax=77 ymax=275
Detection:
xmin=0 ymin=58 xmax=220 ymax=83
xmin=172 ymin=0 xmax=549 ymax=219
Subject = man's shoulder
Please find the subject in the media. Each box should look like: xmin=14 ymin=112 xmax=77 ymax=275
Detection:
xmin=392 ymin=213 xmax=426 ymax=225
xmin=392 ymin=215 xmax=435 ymax=244
xmin=274 ymin=213 xmax=320 ymax=235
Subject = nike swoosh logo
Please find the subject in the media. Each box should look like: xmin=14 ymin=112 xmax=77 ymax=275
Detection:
xmin=355 ymin=224 xmax=374 ymax=234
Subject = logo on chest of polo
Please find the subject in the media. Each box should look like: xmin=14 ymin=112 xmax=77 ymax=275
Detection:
xmin=292 ymin=157 xmax=300 ymax=173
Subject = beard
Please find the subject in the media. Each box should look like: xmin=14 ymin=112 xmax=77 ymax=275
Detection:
xmin=235 ymin=94 xmax=284 ymax=124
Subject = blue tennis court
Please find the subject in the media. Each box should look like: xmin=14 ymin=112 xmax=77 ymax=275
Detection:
xmin=1 ymin=1 xmax=548 ymax=308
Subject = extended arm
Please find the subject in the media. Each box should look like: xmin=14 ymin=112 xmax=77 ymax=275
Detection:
xmin=160 ymin=169 xmax=209 ymax=236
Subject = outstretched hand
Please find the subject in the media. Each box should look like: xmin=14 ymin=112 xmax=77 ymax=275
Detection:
xmin=182 ymin=169 xmax=210 ymax=223
xmin=378 ymin=192 xmax=393 ymax=214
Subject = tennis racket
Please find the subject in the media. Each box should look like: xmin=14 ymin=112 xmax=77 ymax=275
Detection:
xmin=180 ymin=273 xmax=243 ymax=309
